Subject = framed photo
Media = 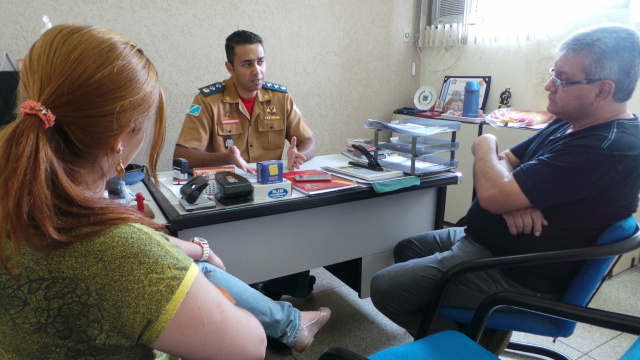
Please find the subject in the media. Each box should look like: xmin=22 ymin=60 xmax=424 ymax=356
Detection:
xmin=439 ymin=76 xmax=491 ymax=113
xmin=434 ymin=98 xmax=444 ymax=112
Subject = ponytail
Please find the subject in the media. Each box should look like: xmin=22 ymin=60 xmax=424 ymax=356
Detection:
xmin=0 ymin=24 xmax=167 ymax=276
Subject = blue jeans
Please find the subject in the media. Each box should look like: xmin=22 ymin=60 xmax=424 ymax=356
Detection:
xmin=197 ymin=262 xmax=301 ymax=347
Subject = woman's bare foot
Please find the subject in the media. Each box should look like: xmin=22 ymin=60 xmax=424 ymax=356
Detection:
xmin=293 ymin=307 xmax=332 ymax=353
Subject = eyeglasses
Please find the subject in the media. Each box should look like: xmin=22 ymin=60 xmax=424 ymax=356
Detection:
xmin=549 ymin=68 xmax=602 ymax=89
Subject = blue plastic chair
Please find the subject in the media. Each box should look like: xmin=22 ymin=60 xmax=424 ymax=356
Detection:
xmin=319 ymin=292 xmax=640 ymax=360
xmin=413 ymin=215 xmax=640 ymax=359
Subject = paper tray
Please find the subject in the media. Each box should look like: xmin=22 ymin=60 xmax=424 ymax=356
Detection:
xmin=381 ymin=138 xmax=459 ymax=156
xmin=379 ymin=155 xmax=457 ymax=176
xmin=365 ymin=119 xmax=457 ymax=137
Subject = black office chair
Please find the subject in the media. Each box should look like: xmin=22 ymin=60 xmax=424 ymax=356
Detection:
xmin=413 ymin=216 xmax=640 ymax=359
xmin=322 ymin=215 xmax=640 ymax=360
xmin=319 ymin=292 xmax=640 ymax=360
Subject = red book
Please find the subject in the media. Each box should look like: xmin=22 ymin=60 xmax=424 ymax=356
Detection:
xmin=283 ymin=170 xmax=358 ymax=195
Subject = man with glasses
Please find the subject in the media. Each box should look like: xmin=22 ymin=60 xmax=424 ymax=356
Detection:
xmin=371 ymin=25 xmax=640 ymax=355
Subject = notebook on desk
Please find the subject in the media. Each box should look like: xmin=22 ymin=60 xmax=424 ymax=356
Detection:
xmin=322 ymin=164 xmax=403 ymax=182
xmin=282 ymin=170 xmax=358 ymax=195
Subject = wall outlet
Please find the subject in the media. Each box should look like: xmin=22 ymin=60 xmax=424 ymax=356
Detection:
xmin=403 ymin=28 xmax=411 ymax=43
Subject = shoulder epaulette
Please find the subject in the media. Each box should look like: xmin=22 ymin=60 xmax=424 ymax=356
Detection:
xmin=199 ymin=82 xmax=226 ymax=97
xmin=263 ymin=81 xmax=288 ymax=93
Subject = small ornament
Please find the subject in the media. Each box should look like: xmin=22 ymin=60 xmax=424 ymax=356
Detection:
xmin=224 ymin=135 xmax=234 ymax=149
xmin=498 ymin=87 xmax=512 ymax=109
xmin=135 ymin=192 xmax=145 ymax=212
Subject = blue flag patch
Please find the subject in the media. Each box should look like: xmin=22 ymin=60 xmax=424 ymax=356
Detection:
xmin=188 ymin=104 xmax=201 ymax=116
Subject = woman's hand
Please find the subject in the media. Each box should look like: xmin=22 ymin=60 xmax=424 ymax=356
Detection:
xmin=206 ymin=251 xmax=226 ymax=271
xmin=168 ymin=235 xmax=226 ymax=270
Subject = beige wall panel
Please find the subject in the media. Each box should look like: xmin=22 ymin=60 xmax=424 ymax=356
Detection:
xmin=1 ymin=0 xmax=422 ymax=170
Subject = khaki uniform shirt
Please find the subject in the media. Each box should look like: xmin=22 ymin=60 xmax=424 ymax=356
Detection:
xmin=176 ymin=78 xmax=313 ymax=163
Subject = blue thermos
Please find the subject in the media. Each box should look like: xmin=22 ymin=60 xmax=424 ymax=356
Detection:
xmin=463 ymin=81 xmax=480 ymax=118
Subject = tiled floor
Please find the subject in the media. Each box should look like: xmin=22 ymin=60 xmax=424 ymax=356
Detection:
xmin=265 ymin=265 xmax=640 ymax=360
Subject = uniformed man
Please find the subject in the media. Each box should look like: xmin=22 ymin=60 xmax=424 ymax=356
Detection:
xmin=174 ymin=30 xmax=317 ymax=174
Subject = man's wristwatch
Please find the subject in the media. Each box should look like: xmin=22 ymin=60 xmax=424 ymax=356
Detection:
xmin=190 ymin=237 xmax=210 ymax=262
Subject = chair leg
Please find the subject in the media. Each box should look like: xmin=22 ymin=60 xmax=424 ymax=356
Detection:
xmin=507 ymin=341 xmax=571 ymax=360
xmin=319 ymin=347 xmax=369 ymax=360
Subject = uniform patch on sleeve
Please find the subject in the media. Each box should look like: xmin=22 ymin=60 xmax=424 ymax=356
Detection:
xmin=263 ymin=82 xmax=288 ymax=93
xmin=187 ymin=104 xmax=201 ymax=116
xmin=199 ymin=82 xmax=226 ymax=97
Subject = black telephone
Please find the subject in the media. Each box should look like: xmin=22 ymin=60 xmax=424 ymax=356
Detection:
xmin=349 ymin=144 xmax=384 ymax=171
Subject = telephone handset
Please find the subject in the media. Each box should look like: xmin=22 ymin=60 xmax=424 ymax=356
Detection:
xmin=349 ymin=144 xmax=384 ymax=171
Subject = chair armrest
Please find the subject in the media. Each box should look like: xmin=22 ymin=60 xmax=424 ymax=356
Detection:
xmin=467 ymin=292 xmax=640 ymax=341
xmin=319 ymin=346 xmax=370 ymax=360
xmin=316 ymin=293 xmax=640 ymax=360
xmin=415 ymin=232 xmax=640 ymax=338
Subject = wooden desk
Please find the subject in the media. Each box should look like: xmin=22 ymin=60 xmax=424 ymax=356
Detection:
xmin=134 ymin=155 xmax=460 ymax=298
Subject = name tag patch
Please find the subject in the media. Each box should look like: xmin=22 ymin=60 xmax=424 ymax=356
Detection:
xmin=222 ymin=119 xmax=239 ymax=124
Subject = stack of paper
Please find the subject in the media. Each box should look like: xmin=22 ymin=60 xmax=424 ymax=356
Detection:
xmin=378 ymin=155 xmax=451 ymax=176
xmin=365 ymin=119 xmax=451 ymax=136
xmin=323 ymin=164 xmax=404 ymax=182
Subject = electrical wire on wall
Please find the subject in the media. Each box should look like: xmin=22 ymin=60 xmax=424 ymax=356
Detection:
xmin=411 ymin=0 xmax=464 ymax=75
xmin=423 ymin=46 xmax=463 ymax=73
xmin=412 ymin=33 xmax=423 ymax=77
xmin=421 ymin=24 xmax=464 ymax=74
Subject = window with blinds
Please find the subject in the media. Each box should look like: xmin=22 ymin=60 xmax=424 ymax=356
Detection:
xmin=424 ymin=0 xmax=630 ymax=46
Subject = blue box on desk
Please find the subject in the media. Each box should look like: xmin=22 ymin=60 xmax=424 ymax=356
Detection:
xmin=257 ymin=160 xmax=283 ymax=184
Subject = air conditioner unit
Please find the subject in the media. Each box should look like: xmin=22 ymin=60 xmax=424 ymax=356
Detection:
xmin=432 ymin=0 xmax=465 ymax=26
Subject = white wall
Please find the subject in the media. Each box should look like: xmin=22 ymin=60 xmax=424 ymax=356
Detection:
xmin=0 ymin=0 xmax=422 ymax=170
xmin=420 ymin=9 xmax=640 ymax=115
xmin=418 ymin=8 xmax=640 ymax=221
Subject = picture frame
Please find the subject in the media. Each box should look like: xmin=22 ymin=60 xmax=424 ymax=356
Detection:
xmin=439 ymin=76 xmax=491 ymax=113
xmin=434 ymin=98 xmax=444 ymax=112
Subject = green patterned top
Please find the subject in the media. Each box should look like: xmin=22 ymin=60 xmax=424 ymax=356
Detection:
xmin=0 ymin=223 xmax=198 ymax=359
